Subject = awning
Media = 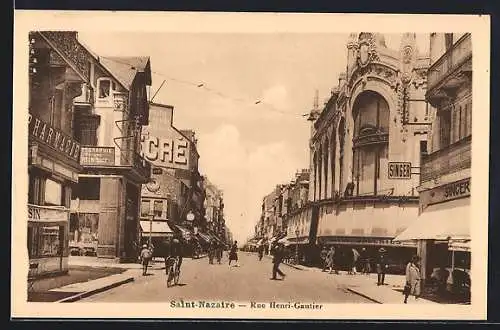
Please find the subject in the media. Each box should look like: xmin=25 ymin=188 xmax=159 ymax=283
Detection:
xmin=197 ymin=232 xmax=212 ymax=244
xmin=286 ymin=236 xmax=310 ymax=245
xmin=139 ymin=220 xmax=174 ymax=237
xmin=394 ymin=198 xmax=470 ymax=242
xmin=173 ymin=224 xmax=194 ymax=240
xmin=449 ymin=240 xmax=471 ymax=252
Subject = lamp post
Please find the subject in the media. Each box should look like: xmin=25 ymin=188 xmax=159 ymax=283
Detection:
xmin=148 ymin=212 xmax=154 ymax=247
xmin=295 ymin=228 xmax=299 ymax=265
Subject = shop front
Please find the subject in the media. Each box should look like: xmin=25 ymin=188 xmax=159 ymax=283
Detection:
xmin=394 ymin=178 xmax=471 ymax=297
xmin=139 ymin=219 xmax=174 ymax=257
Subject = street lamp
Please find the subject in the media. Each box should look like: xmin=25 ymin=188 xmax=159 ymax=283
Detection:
xmin=148 ymin=212 xmax=154 ymax=247
xmin=295 ymin=228 xmax=299 ymax=265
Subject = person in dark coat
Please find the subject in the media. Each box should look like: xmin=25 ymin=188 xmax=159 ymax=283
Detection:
xmin=376 ymin=247 xmax=388 ymax=286
xmin=270 ymin=243 xmax=286 ymax=280
xmin=228 ymin=241 xmax=239 ymax=266
xmin=257 ymin=244 xmax=264 ymax=261
xmin=216 ymin=242 xmax=223 ymax=264
xmin=320 ymin=246 xmax=328 ymax=272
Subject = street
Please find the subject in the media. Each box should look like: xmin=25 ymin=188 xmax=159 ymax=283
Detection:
xmin=81 ymin=252 xmax=371 ymax=303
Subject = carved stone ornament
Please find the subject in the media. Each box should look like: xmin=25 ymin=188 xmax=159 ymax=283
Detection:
xmin=356 ymin=34 xmax=380 ymax=68
xmin=146 ymin=178 xmax=161 ymax=194
xmin=399 ymin=33 xmax=417 ymax=86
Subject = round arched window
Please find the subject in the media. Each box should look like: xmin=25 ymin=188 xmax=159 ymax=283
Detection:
xmin=352 ymin=91 xmax=390 ymax=196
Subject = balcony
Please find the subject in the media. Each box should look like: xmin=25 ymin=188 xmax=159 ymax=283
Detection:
xmin=427 ymin=34 xmax=472 ymax=96
xmin=80 ymin=146 xmax=151 ymax=183
xmin=420 ymin=135 xmax=471 ymax=184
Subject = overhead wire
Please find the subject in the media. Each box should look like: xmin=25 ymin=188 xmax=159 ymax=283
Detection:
xmin=101 ymin=56 xmax=313 ymax=119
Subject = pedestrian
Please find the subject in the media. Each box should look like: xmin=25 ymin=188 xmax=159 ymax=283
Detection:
xmin=326 ymin=246 xmax=336 ymax=274
xmin=404 ymin=255 xmax=422 ymax=303
xmin=140 ymin=244 xmax=153 ymax=276
xmin=228 ymin=240 xmax=239 ymax=267
xmin=376 ymin=247 xmax=388 ymax=286
xmin=257 ymin=244 xmax=264 ymax=261
xmin=361 ymin=247 xmax=371 ymax=275
xmin=351 ymin=248 xmax=360 ymax=275
xmin=270 ymin=243 xmax=286 ymax=280
xmin=208 ymin=240 xmax=216 ymax=264
xmin=320 ymin=246 xmax=328 ymax=272
xmin=216 ymin=242 xmax=223 ymax=264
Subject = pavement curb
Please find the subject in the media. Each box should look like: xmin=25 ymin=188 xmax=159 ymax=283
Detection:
xmin=54 ymin=276 xmax=135 ymax=303
xmin=345 ymin=288 xmax=383 ymax=304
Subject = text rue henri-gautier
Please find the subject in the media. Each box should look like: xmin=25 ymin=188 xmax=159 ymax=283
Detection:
xmin=170 ymin=300 xmax=323 ymax=310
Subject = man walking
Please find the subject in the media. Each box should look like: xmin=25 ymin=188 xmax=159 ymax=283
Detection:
xmin=257 ymin=244 xmax=264 ymax=261
xmin=377 ymin=247 xmax=388 ymax=286
xmin=140 ymin=244 xmax=152 ymax=276
xmin=320 ymin=246 xmax=328 ymax=272
xmin=270 ymin=243 xmax=286 ymax=280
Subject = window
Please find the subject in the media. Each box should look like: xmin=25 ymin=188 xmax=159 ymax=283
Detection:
xmin=73 ymin=177 xmax=100 ymax=200
xmin=78 ymin=116 xmax=100 ymax=146
xmin=98 ymin=79 xmax=111 ymax=99
xmin=352 ymin=91 xmax=389 ymax=196
xmin=28 ymin=224 xmax=63 ymax=258
xmin=445 ymin=33 xmax=454 ymax=51
xmin=44 ymin=179 xmax=62 ymax=206
xmin=153 ymin=200 xmax=163 ymax=217
xmin=438 ymin=108 xmax=451 ymax=149
xmin=420 ymin=141 xmax=428 ymax=156
xmin=73 ymin=213 xmax=99 ymax=244
xmin=141 ymin=199 xmax=150 ymax=217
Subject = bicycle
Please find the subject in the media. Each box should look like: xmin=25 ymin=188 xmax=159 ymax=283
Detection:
xmin=165 ymin=256 xmax=181 ymax=287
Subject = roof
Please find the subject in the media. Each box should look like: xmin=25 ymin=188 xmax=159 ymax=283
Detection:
xmin=98 ymin=56 xmax=152 ymax=90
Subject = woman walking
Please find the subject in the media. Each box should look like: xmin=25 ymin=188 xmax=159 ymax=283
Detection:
xmin=404 ymin=255 xmax=422 ymax=303
xmin=326 ymin=246 xmax=336 ymax=274
xmin=228 ymin=241 xmax=239 ymax=267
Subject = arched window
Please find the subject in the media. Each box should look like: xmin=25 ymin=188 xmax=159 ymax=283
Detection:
xmin=313 ymin=151 xmax=317 ymax=201
xmin=323 ymin=139 xmax=329 ymax=199
xmin=352 ymin=91 xmax=390 ymax=196
xmin=330 ymin=131 xmax=336 ymax=196
xmin=338 ymin=118 xmax=346 ymax=194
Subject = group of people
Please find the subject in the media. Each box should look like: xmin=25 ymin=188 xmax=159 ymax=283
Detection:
xmin=207 ymin=240 xmax=225 ymax=265
xmin=139 ymin=235 xmax=184 ymax=277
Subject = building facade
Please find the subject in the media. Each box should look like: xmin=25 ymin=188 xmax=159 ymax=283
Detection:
xmin=70 ymin=52 xmax=152 ymax=261
xmin=202 ymin=176 xmax=225 ymax=241
xmin=395 ymin=33 xmax=472 ymax=291
xmin=308 ymin=33 xmax=431 ymax=266
xmin=28 ymin=31 xmax=90 ymax=276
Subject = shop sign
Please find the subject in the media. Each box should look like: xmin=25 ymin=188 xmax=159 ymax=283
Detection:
xmin=388 ymin=162 xmax=411 ymax=179
xmin=28 ymin=114 xmax=80 ymax=161
xmin=28 ymin=204 xmax=68 ymax=222
xmin=80 ymin=147 xmax=115 ymax=166
xmin=427 ymin=178 xmax=471 ymax=205
xmin=141 ymin=135 xmax=189 ymax=169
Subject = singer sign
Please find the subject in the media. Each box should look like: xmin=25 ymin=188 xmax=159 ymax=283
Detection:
xmin=140 ymin=135 xmax=189 ymax=170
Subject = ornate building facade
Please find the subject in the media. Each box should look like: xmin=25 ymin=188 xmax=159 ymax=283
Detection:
xmin=308 ymin=33 xmax=431 ymax=264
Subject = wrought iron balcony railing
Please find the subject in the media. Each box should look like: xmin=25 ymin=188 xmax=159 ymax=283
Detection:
xmin=420 ymin=135 xmax=471 ymax=184
xmin=427 ymin=33 xmax=472 ymax=92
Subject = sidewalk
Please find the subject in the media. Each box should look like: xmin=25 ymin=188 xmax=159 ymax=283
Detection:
xmin=262 ymin=253 xmax=437 ymax=304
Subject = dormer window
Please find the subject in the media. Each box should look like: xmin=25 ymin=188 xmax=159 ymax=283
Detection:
xmin=97 ymin=78 xmax=112 ymax=99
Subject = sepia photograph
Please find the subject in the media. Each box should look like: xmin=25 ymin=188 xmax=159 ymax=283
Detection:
xmin=11 ymin=11 xmax=490 ymax=320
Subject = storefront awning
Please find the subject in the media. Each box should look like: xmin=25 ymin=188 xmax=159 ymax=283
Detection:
xmin=197 ymin=232 xmax=212 ymax=244
xmin=173 ymin=224 xmax=194 ymax=240
xmin=286 ymin=236 xmax=310 ymax=245
xmin=394 ymin=198 xmax=470 ymax=242
xmin=140 ymin=221 xmax=174 ymax=237
xmin=449 ymin=240 xmax=471 ymax=252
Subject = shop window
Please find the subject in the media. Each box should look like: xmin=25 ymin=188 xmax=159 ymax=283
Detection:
xmin=141 ymin=199 xmax=151 ymax=217
xmin=74 ymin=213 xmax=99 ymax=244
xmin=44 ymin=178 xmax=62 ymax=206
xmin=98 ymin=78 xmax=111 ymax=99
xmin=153 ymin=200 xmax=163 ymax=217
xmin=38 ymin=225 xmax=62 ymax=257
xmin=74 ymin=177 xmax=100 ymax=200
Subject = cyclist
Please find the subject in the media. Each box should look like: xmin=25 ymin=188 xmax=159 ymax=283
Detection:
xmin=164 ymin=236 xmax=183 ymax=275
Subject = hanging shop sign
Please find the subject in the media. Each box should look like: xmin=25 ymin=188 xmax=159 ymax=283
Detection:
xmin=28 ymin=114 xmax=81 ymax=161
xmin=28 ymin=204 xmax=68 ymax=223
xmin=388 ymin=162 xmax=412 ymax=179
xmin=80 ymin=147 xmax=115 ymax=166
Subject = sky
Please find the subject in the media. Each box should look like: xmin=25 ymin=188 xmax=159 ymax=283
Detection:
xmin=78 ymin=32 xmax=429 ymax=245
